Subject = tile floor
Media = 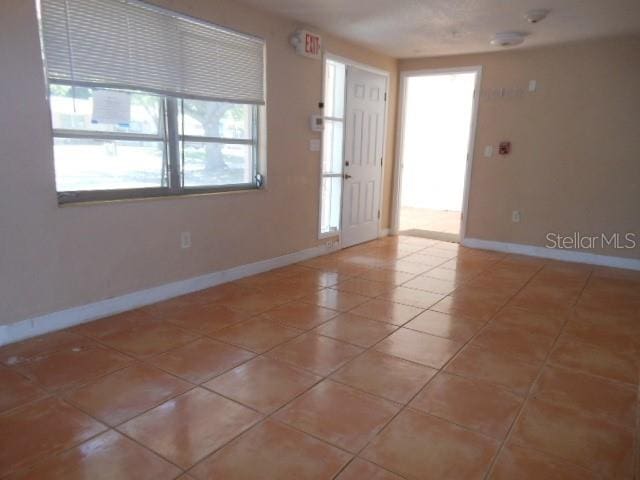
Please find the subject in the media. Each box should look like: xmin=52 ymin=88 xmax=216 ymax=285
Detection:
xmin=0 ymin=235 xmax=639 ymax=479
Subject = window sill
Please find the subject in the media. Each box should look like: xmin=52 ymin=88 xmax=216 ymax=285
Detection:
xmin=57 ymin=185 xmax=263 ymax=207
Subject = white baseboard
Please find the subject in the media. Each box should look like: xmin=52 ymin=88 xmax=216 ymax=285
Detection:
xmin=462 ymin=237 xmax=640 ymax=271
xmin=379 ymin=228 xmax=390 ymax=237
xmin=0 ymin=242 xmax=339 ymax=347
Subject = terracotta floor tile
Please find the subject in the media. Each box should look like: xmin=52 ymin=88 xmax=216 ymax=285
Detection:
xmin=255 ymin=280 xmax=317 ymax=302
xmin=378 ymin=287 xmax=445 ymax=309
xmin=361 ymin=409 xmax=498 ymax=480
xmin=162 ymin=303 xmax=250 ymax=335
xmin=189 ymin=420 xmax=351 ymax=479
xmin=381 ymin=260 xmax=435 ymax=275
xmin=4 ymin=238 xmax=640 ymax=479
xmin=411 ymin=372 xmax=523 ymax=440
xmin=334 ymin=278 xmax=393 ymax=297
xmin=291 ymin=269 xmax=343 ymax=287
xmin=549 ymin=336 xmax=638 ymax=384
xmin=64 ymin=363 xmax=192 ymax=426
xmin=402 ymin=254 xmax=450 ymax=268
xmin=490 ymin=445 xmax=600 ymax=480
xmin=420 ymin=266 xmax=478 ymax=284
xmin=312 ymin=313 xmax=397 ymax=348
xmin=148 ymin=338 xmax=254 ymax=383
xmin=275 ymin=380 xmax=399 ymax=453
xmin=402 ymin=276 xmax=459 ymax=295
xmin=0 ymin=397 xmax=107 ymax=477
xmin=72 ymin=309 xmax=159 ymax=339
xmin=100 ymin=322 xmax=199 ymax=358
xmin=445 ymin=345 xmax=540 ymax=396
xmin=375 ymin=328 xmax=462 ymax=368
xmin=563 ymin=310 xmax=639 ymax=354
xmin=118 ymin=388 xmax=262 ymax=469
xmin=215 ymin=289 xmax=291 ymax=314
xmin=7 ymin=430 xmax=181 ymax=480
xmin=17 ymin=343 xmax=132 ymax=392
xmin=336 ymin=458 xmax=404 ymax=480
xmin=531 ymin=365 xmax=637 ymax=426
xmin=470 ymin=323 xmax=555 ymax=364
xmin=430 ymin=292 xmax=505 ymax=321
xmin=510 ymin=284 xmax=579 ymax=313
xmin=490 ymin=306 xmax=566 ymax=337
xmin=267 ymin=333 xmax=363 ymax=376
xmin=262 ymin=301 xmax=339 ymax=330
xmin=303 ymin=288 xmax=370 ymax=312
xmin=331 ymin=350 xmax=437 ymax=404
xmin=348 ymin=299 xmax=423 ymax=326
xmin=204 ymin=357 xmax=321 ymax=413
xmin=211 ymin=316 xmax=302 ymax=354
xmin=356 ymin=269 xmax=416 ymax=285
xmin=439 ymin=257 xmax=496 ymax=274
xmin=510 ymin=398 xmax=634 ymax=478
xmin=0 ymin=368 xmax=45 ymax=414
xmin=0 ymin=331 xmax=90 ymax=367
xmin=404 ymin=310 xmax=485 ymax=342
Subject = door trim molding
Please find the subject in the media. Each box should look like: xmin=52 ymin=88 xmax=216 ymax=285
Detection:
xmin=322 ymin=52 xmax=391 ymax=247
xmin=392 ymin=66 xmax=483 ymax=243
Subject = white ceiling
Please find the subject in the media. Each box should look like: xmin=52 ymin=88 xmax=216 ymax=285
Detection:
xmin=239 ymin=0 xmax=640 ymax=58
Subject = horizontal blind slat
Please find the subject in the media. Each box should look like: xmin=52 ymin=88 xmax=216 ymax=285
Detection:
xmin=40 ymin=0 xmax=265 ymax=104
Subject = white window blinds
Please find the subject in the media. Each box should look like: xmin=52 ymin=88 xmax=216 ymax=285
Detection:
xmin=39 ymin=0 xmax=266 ymax=104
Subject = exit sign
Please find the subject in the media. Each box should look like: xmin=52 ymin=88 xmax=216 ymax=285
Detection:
xmin=292 ymin=30 xmax=322 ymax=59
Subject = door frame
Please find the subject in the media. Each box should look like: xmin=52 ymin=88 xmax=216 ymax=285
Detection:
xmin=391 ymin=66 xmax=483 ymax=242
xmin=319 ymin=52 xmax=391 ymax=246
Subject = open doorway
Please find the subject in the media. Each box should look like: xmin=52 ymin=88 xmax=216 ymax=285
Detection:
xmin=395 ymin=67 xmax=481 ymax=242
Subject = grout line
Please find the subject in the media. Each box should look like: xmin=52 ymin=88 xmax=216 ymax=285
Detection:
xmin=480 ymin=266 xmax=596 ymax=479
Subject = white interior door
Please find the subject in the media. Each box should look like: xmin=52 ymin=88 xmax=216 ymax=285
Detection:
xmin=341 ymin=66 xmax=386 ymax=248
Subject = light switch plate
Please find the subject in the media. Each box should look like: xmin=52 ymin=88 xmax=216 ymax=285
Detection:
xmin=309 ymin=139 xmax=321 ymax=152
xmin=484 ymin=145 xmax=493 ymax=158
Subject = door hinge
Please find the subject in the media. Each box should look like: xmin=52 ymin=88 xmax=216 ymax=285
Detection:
xmin=380 ymin=157 xmax=383 ymax=166
xmin=377 ymin=209 xmax=381 ymax=219
xmin=384 ymin=92 xmax=387 ymax=101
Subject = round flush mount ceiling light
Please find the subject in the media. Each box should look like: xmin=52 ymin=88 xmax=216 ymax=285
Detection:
xmin=525 ymin=9 xmax=550 ymax=24
xmin=490 ymin=32 xmax=526 ymax=47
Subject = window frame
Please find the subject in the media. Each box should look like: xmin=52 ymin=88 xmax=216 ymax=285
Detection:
xmin=49 ymin=84 xmax=263 ymax=205
xmin=318 ymin=57 xmax=346 ymax=238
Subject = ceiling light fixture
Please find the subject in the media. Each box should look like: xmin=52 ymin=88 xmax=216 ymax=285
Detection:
xmin=524 ymin=9 xmax=550 ymax=24
xmin=490 ymin=32 xmax=526 ymax=47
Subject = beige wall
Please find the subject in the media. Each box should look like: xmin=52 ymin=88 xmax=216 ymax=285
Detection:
xmin=397 ymin=36 xmax=640 ymax=259
xmin=0 ymin=0 xmax=397 ymax=326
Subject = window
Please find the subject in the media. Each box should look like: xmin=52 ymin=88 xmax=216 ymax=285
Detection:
xmin=319 ymin=59 xmax=346 ymax=235
xmin=39 ymin=0 xmax=265 ymax=203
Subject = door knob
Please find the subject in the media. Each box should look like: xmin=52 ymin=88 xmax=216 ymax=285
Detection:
xmin=344 ymin=174 xmax=352 ymax=179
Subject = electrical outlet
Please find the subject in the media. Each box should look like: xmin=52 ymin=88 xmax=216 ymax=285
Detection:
xmin=180 ymin=231 xmax=191 ymax=249
xmin=325 ymin=239 xmax=339 ymax=250
xmin=512 ymin=210 xmax=521 ymax=223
